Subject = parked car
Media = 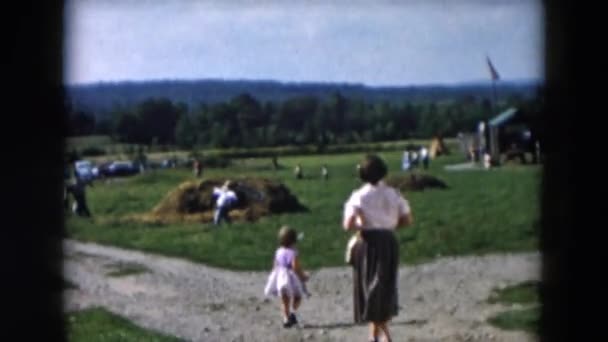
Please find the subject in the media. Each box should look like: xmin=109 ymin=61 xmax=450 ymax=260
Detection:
xmin=105 ymin=161 xmax=139 ymax=177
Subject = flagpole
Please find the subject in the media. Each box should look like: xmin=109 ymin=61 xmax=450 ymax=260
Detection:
xmin=491 ymin=77 xmax=497 ymax=164
xmin=492 ymin=79 xmax=497 ymax=111
xmin=486 ymin=55 xmax=500 ymax=164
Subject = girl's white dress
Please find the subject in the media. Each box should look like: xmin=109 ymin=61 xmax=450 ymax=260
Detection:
xmin=264 ymin=247 xmax=304 ymax=298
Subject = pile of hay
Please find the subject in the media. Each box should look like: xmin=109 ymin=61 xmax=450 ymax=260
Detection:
xmin=134 ymin=177 xmax=307 ymax=224
xmin=385 ymin=173 xmax=448 ymax=192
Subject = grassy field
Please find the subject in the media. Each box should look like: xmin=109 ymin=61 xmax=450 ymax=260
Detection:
xmin=488 ymin=308 xmax=539 ymax=334
xmin=487 ymin=281 xmax=540 ymax=334
xmin=66 ymin=135 xmax=114 ymax=148
xmin=65 ymin=150 xmax=541 ymax=270
xmin=67 ymin=307 xmax=182 ymax=342
xmin=488 ymin=281 xmax=539 ymax=305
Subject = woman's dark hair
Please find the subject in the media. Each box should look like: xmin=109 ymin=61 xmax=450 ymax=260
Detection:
xmin=278 ymin=225 xmax=298 ymax=247
xmin=358 ymin=154 xmax=388 ymax=185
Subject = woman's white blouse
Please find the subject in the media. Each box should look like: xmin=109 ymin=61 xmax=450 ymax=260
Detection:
xmin=343 ymin=181 xmax=410 ymax=230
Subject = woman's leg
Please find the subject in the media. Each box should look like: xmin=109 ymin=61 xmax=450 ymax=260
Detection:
xmin=378 ymin=321 xmax=392 ymax=342
xmin=369 ymin=322 xmax=379 ymax=341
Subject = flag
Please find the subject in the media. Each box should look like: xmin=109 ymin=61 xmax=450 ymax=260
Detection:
xmin=486 ymin=56 xmax=500 ymax=81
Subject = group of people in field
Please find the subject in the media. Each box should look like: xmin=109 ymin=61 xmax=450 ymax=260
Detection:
xmin=264 ymin=154 xmax=413 ymax=342
xmin=402 ymin=146 xmax=430 ymax=171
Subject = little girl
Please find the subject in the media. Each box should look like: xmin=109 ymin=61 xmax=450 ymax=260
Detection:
xmin=264 ymin=226 xmax=309 ymax=328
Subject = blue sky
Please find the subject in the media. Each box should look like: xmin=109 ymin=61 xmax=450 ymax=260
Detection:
xmin=64 ymin=0 xmax=544 ymax=87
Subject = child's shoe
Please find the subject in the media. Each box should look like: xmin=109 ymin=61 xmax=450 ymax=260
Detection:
xmin=288 ymin=313 xmax=298 ymax=326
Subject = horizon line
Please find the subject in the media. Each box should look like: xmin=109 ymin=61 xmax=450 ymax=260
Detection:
xmin=65 ymin=77 xmax=543 ymax=89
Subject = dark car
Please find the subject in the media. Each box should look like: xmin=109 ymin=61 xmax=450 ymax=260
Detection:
xmin=101 ymin=161 xmax=139 ymax=177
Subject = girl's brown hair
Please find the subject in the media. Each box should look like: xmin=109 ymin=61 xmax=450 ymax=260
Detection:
xmin=278 ymin=225 xmax=298 ymax=247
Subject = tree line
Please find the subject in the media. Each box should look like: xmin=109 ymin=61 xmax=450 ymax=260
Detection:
xmin=67 ymin=90 xmax=543 ymax=150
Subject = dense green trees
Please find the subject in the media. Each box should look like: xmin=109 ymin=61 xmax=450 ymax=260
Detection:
xmin=68 ymin=91 xmax=542 ymax=150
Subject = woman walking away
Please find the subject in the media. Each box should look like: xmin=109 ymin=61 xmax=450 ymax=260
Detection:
xmin=264 ymin=226 xmax=309 ymax=328
xmin=343 ymin=154 xmax=413 ymax=342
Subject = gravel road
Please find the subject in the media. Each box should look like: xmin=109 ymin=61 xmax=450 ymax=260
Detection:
xmin=64 ymin=240 xmax=539 ymax=342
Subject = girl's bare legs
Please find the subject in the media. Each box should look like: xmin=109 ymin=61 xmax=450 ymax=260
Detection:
xmin=281 ymin=293 xmax=291 ymax=322
xmin=293 ymin=295 xmax=302 ymax=312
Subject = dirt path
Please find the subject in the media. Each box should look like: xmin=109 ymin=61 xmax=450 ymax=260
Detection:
xmin=64 ymin=240 xmax=539 ymax=342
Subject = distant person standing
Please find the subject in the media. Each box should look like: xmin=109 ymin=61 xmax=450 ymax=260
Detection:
xmin=483 ymin=153 xmax=492 ymax=170
xmin=68 ymin=178 xmax=92 ymax=217
xmin=294 ymin=164 xmax=303 ymax=179
xmin=272 ymin=155 xmax=280 ymax=170
xmin=193 ymin=159 xmax=202 ymax=177
xmin=420 ymin=147 xmax=429 ymax=170
xmin=321 ymin=164 xmax=329 ymax=180
xmin=401 ymin=151 xmax=410 ymax=171
xmin=478 ymin=121 xmax=486 ymax=161
xmin=411 ymin=151 xmax=419 ymax=168
xmin=212 ymin=180 xmax=238 ymax=225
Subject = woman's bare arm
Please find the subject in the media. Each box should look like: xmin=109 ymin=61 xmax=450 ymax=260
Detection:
xmin=343 ymin=214 xmax=358 ymax=231
xmin=343 ymin=207 xmax=366 ymax=231
xmin=397 ymin=212 xmax=413 ymax=228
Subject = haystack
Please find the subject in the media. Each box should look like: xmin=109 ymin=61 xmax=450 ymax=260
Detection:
xmin=385 ymin=173 xmax=448 ymax=192
xmin=134 ymin=177 xmax=307 ymax=224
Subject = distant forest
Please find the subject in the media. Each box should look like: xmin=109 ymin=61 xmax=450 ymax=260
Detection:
xmin=66 ymin=79 xmax=544 ymax=149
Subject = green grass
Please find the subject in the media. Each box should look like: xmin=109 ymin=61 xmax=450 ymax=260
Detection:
xmin=66 ymin=149 xmax=541 ymax=270
xmin=487 ymin=281 xmax=540 ymax=334
xmin=67 ymin=307 xmax=182 ymax=342
xmin=488 ymin=307 xmax=539 ymax=334
xmin=68 ymin=137 xmax=460 ymax=164
xmin=488 ymin=281 xmax=539 ymax=305
xmin=104 ymin=262 xmax=151 ymax=277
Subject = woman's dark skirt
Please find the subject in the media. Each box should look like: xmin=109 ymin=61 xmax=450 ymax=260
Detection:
xmin=351 ymin=229 xmax=399 ymax=323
